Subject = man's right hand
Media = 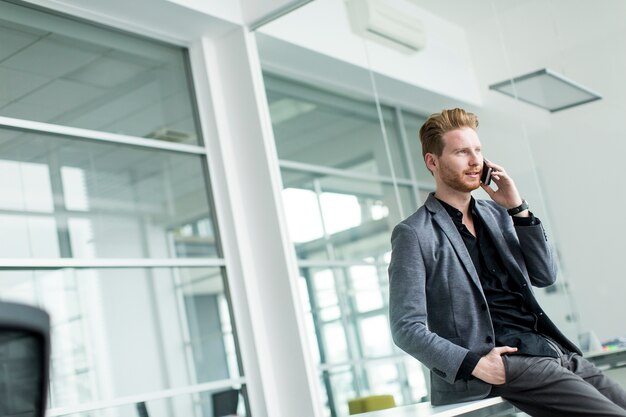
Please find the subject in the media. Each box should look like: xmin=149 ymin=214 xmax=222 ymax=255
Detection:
xmin=471 ymin=346 xmax=517 ymax=385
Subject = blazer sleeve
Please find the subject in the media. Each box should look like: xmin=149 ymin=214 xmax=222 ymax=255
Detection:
xmin=513 ymin=219 xmax=558 ymax=288
xmin=388 ymin=222 xmax=469 ymax=384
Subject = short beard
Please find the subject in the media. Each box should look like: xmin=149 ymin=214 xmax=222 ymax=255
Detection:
xmin=440 ymin=165 xmax=480 ymax=193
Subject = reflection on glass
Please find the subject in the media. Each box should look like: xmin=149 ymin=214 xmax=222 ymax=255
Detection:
xmin=350 ymin=265 xmax=384 ymax=313
xmin=282 ymin=171 xmax=414 ymax=261
xmin=359 ymin=315 xmax=393 ymax=357
xmin=0 ymin=267 xmax=241 ymax=412
xmin=0 ymin=1 xmax=200 ymax=145
xmin=265 ymin=74 xmax=409 ymax=178
xmin=301 ymin=267 xmax=425 ymax=417
xmin=402 ymin=111 xmax=434 ymax=190
xmin=323 ymin=323 xmax=349 ymax=364
xmin=404 ymin=358 xmax=428 ymax=402
xmin=320 ymin=192 xmax=362 ymax=235
xmin=364 ymin=362 xmax=401 ymax=402
xmin=266 ymin=60 xmax=430 ymax=417
xmin=328 ymin=367 xmax=356 ymax=417
xmin=298 ymin=276 xmax=322 ymax=365
xmin=282 ymin=188 xmax=325 ymax=243
xmin=0 ymin=127 xmax=216 ymax=258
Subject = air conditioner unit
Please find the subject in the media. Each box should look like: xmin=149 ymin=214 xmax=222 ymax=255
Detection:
xmin=345 ymin=0 xmax=426 ymax=54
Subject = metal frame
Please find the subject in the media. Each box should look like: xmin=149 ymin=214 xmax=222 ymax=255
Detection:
xmin=46 ymin=377 xmax=246 ymax=416
xmin=280 ymin=160 xmax=415 ymax=187
xmin=248 ymin=0 xmax=315 ymax=31
xmin=0 ymin=117 xmax=207 ymax=155
xmin=0 ymin=258 xmax=225 ymax=270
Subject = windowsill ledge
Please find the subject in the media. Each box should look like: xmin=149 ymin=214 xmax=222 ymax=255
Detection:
xmin=354 ymin=397 xmax=514 ymax=417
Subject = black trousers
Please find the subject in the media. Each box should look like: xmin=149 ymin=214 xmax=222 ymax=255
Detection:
xmin=491 ymin=353 xmax=626 ymax=417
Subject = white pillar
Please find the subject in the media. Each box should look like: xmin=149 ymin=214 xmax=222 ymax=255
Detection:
xmin=189 ymin=28 xmax=323 ymax=417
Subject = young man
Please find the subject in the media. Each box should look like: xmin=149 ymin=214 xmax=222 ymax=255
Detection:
xmin=388 ymin=108 xmax=626 ymax=416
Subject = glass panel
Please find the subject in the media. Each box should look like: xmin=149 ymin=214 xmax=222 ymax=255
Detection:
xmin=266 ymin=75 xmax=409 ymax=178
xmin=322 ymin=322 xmax=349 ymax=364
xmin=363 ymin=361 xmax=402 ymax=400
xmin=0 ymin=267 xmax=241 ymax=409
xmin=0 ymin=1 xmax=200 ymax=145
xmin=350 ymin=265 xmax=384 ymax=313
xmin=0 ymin=127 xmax=216 ymax=258
xmin=301 ymin=265 xmax=427 ymax=417
xmin=404 ymin=358 xmax=428 ymax=402
xmin=401 ymin=111 xmax=435 ymax=189
xmin=327 ymin=367 xmax=356 ymax=417
xmin=358 ymin=315 xmax=393 ymax=358
xmin=298 ymin=275 xmax=322 ymax=364
xmin=281 ymin=170 xmax=414 ymax=261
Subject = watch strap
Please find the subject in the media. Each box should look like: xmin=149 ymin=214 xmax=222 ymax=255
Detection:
xmin=507 ymin=199 xmax=529 ymax=216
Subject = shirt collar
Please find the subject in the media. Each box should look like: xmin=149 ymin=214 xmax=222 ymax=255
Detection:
xmin=436 ymin=196 xmax=477 ymax=224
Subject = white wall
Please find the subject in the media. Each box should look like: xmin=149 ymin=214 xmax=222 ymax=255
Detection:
xmin=447 ymin=0 xmax=626 ymax=342
xmin=258 ymin=0 xmax=481 ymax=109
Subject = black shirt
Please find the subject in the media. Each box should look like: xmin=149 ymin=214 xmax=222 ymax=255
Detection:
xmin=436 ymin=198 xmax=561 ymax=381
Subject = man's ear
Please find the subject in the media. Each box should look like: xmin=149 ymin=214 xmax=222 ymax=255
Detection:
xmin=425 ymin=153 xmax=437 ymax=174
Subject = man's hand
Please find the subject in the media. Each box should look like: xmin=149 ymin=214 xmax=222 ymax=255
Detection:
xmin=471 ymin=346 xmax=517 ymax=385
xmin=480 ymin=161 xmax=526 ymax=213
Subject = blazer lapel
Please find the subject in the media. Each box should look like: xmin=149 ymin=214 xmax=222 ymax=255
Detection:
xmin=475 ymin=202 xmax=527 ymax=282
xmin=425 ymin=194 xmax=483 ymax=292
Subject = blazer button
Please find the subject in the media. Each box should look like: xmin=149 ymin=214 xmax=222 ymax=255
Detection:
xmin=486 ymin=336 xmax=493 ymax=343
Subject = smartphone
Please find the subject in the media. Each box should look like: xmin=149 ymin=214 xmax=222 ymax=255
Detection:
xmin=480 ymin=161 xmax=492 ymax=186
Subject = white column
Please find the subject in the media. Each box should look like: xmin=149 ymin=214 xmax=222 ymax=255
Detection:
xmin=189 ymin=28 xmax=323 ymax=417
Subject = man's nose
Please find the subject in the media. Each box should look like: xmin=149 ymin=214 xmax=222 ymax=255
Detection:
xmin=469 ymin=152 xmax=481 ymax=166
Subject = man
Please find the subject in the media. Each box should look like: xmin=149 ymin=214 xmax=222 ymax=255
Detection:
xmin=388 ymin=108 xmax=626 ymax=416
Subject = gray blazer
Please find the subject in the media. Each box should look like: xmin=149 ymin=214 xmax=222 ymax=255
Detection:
xmin=388 ymin=193 xmax=579 ymax=405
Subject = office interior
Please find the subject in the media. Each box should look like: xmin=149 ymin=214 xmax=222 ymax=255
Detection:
xmin=0 ymin=0 xmax=624 ymax=416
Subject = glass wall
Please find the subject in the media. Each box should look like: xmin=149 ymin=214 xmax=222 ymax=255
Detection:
xmin=0 ymin=267 xmax=243 ymax=415
xmin=0 ymin=1 xmax=244 ymax=416
xmin=257 ymin=1 xmax=601 ymax=415
xmin=0 ymin=1 xmax=199 ymax=144
xmin=0 ymin=127 xmax=216 ymax=259
xmin=264 ymin=74 xmax=432 ymax=417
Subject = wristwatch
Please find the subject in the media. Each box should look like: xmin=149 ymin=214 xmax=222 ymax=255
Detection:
xmin=507 ymin=199 xmax=529 ymax=216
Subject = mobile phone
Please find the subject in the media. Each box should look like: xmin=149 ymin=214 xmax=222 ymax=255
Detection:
xmin=480 ymin=161 xmax=492 ymax=186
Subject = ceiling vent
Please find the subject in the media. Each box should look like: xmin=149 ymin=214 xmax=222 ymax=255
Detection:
xmin=345 ymin=0 xmax=426 ymax=54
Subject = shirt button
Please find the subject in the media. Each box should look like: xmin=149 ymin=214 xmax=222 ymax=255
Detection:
xmin=539 ymin=312 xmax=544 ymax=316
xmin=486 ymin=336 xmax=493 ymax=343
